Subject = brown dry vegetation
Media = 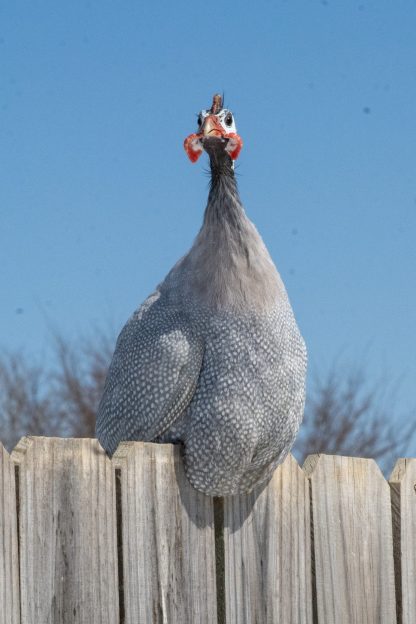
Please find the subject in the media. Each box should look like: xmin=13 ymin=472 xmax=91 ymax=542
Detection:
xmin=0 ymin=331 xmax=414 ymax=472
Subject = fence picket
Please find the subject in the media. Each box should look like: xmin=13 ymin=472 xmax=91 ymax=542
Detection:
xmin=1 ymin=438 xmax=415 ymax=623
xmin=11 ymin=437 xmax=119 ymax=624
xmin=0 ymin=443 xmax=20 ymax=624
xmin=390 ymin=458 xmax=416 ymax=624
xmin=224 ymin=454 xmax=313 ymax=624
xmin=114 ymin=441 xmax=217 ymax=624
xmin=304 ymin=454 xmax=397 ymax=624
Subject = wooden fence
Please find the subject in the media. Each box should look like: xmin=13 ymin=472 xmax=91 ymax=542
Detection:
xmin=0 ymin=437 xmax=415 ymax=623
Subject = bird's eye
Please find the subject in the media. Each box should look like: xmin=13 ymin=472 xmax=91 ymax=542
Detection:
xmin=197 ymin=114 xmax=203 ymax=127
xmin=225 ymin=113 xmax=233 ymax=127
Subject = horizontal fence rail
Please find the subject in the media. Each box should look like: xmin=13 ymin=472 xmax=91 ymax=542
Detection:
xmin=0 ymin=437 xmax=415 ymax=623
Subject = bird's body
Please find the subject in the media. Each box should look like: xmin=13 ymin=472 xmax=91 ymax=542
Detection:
xmin=96 ymin=96 xmax=306 ymax=496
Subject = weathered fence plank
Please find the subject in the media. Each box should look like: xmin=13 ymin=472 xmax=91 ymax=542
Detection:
xmin=224 ymin=454 xmax=312 ymax=624
xmin=114 ymin=441 xmax=217 ymax=624
xmin=0 ymin=443 xmax=20 ymax=624
xmin=390 ymin=458 xmax=416 ymax=624
xmin=304 ymin=454 xmax=397 ymax=624
xmin=12 ymin=437 xmax=119 ymax=624
xmin=3 ymin=437 xmax=415 ymax=624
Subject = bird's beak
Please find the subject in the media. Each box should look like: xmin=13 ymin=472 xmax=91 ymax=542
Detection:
xmin=201 ymin=114 xmax=226 ymax=138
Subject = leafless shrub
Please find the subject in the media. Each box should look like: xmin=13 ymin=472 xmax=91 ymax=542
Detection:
xmin=0 ymin=331 xmax=414 ymax=472
xmin=0 ymin=329 xmax=114 ymax=451
xmin=51 ymin=330 xmax=114 ymax=438
xmin=0 ymin=351 xmax=63 ymax=450
xmin=294 ymin=363 xmax=416 ymax=472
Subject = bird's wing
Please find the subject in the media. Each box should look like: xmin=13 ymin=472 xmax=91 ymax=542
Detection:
xmin=96 ymin=292 xmax=204 ymax=455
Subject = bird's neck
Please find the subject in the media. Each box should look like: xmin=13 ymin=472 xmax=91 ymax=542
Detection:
xmin=203 ymin=155 xmax=245 ymax=230
xmin=164 ymin=152 xmax=284 ymax=313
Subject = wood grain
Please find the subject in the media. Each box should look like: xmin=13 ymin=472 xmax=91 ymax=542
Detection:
xmin=12 ymin=437 xmax=119 ymax=624
xmin=390 ymin=458 xmax=416 ymax=624
xmin=3 ymin=436 xmax=415 ymax=623
xmin=114 ymin=441 xmax=217 ymax=624
xmin=0 ymin=443 xmax=20 ymax=624
xmin=224 ymin=454 xmax=313 ymax=624
xmin=304 ymin=454 xmax=397 ymax=624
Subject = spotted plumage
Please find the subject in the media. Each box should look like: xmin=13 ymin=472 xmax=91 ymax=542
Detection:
xmin=96 ymin=95 xmax=307 ymax=496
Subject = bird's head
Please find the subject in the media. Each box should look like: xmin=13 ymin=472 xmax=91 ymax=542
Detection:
xmin=184 ymin=94 xmax=243 ymax=164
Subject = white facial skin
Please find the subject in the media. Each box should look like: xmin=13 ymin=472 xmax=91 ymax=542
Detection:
xmin=197 ymin=108 xmax=238 ymax=134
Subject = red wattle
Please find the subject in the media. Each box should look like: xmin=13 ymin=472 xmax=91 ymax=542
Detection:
xmin=225 ymin=133 xmax=243 ymax=160
xmin=184 ymin=133 xmax=203 ymax=163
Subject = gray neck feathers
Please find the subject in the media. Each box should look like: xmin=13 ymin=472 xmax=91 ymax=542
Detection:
xmin=204 ymin=157 xmax=245 ymax=228
xmin=166 ymin=152 xmax=285 ymax=312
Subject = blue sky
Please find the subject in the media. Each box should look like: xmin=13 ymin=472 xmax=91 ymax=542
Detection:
xmin=1 ymin=2 xmax=415 ymax=429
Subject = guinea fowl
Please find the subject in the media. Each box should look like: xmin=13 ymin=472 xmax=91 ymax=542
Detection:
xmin=96 ymin=94 xmax=307 ymax=496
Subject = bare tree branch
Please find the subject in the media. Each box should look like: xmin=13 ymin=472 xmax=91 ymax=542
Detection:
xmin=0 ymin=330 xmax=114 ymax=451
xmin=0 ymin=332 xmax=414 ymax=474
xmin=294 ymin=362 xmax=416 ymax=472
